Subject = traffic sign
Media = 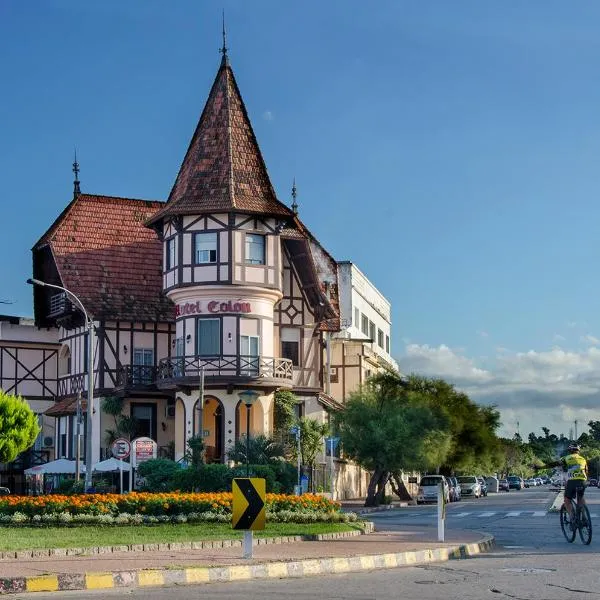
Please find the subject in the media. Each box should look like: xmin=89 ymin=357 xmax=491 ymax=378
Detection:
xmin=111 ymin=438 xmax=131 ymax=460
xmin=232 ymin=478 xmax=265 ymax=530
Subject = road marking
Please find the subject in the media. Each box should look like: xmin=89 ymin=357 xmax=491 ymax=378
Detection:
xmin=504 ymin=545 xmax=526 ymax=549
xmin=453 ymin=512 xmax=471 ymax=517
xmin=532 ymin=511 xmax=546 ymax=517
xmin=505 ymin=512 xmax=521 ymax=517
xmin=477 ymin=512 xmax=496 ymax=517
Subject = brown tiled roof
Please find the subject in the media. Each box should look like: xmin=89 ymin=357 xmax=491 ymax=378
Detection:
xmin=45 ymin=396 xmax=84 ymax=416
xmin=34 ymin=194 xmax=174 ymax=322
xmin=147 ymin=58 xmax=292 ymax=225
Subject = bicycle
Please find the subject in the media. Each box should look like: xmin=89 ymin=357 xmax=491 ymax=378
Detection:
xmin=560 ymin=495 xmax=592 ymax=545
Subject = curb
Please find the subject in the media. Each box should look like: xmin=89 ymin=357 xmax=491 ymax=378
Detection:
xmin=0 ymin=527 xmax=374 ymax=561
xmin=0 ymin=534 xmax=494 ymax=595
xmin=345 ymin=503 xmax=409 ymax=515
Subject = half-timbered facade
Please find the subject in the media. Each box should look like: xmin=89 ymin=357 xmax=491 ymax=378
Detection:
xmin=0 ymin=316 xmax=58 ymax=493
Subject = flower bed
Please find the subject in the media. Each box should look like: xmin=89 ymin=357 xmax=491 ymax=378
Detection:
xmin=0 ymin=492 xmax=356 ymax=526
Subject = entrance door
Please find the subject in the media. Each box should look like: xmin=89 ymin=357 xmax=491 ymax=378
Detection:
xmin=240 ymin=335 xmax=259 ymax=376
xmin=131 ymin=403 xmax=157 ymax=441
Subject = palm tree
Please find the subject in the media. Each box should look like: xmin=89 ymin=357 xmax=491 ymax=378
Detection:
xmin=226 ymin=435 xmax=284 ymax=465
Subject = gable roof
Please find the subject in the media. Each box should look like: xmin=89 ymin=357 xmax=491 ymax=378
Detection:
xmin=147 ymin=58 xmax=292 ymax=225
xmin=33 ymin=194 xmax=173 ymax=322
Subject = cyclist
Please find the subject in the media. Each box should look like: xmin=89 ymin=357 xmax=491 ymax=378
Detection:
xmin=535 ymin=442 xmax=588 ymax=527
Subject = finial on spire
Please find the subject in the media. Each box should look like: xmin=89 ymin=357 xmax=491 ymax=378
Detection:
xmin=291 ymin=178 xmax=298 ymax=215
xmin=219 ymin=10 xmax=229 ymax=65
xmin=72 ymin=148 xmax=81 ymax=200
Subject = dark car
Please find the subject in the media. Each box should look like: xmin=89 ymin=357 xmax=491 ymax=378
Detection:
xmin=499 ymin=479 xmax=510 ymax=492
xmin=0 ymin=487 xmax=10 ymax=496
xmin=507 ymin=475 xmax=524 ymax=490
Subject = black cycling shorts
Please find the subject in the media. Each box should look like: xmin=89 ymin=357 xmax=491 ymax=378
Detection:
xmin=564 ymin=479 xmax=586 ymax=500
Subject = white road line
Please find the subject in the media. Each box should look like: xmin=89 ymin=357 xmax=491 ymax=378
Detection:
xmin=505 ymin=512 xmax=521 ymax=517
xmin=532 ymin=511 xmax=546 ymax=517
xmin=591 ymin=513 xmax=598 ymax=518
xmin=477 ymin=512 xmax=496 ymax=517
xmin=453 ymin=512 xmax=471 ymax=517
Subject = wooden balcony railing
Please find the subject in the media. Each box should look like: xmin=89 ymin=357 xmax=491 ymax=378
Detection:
xmin=116 ymin=365 xmax=158 ymax=389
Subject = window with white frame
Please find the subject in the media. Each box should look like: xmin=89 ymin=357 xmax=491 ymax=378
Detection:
xmin=166 ymin=238 xmax=176 ymax=270
xmin=197 ymin=319 xmax=221 ymax=356
xmin=385 ymin=334 xmax=390 ymax=353
xmin=281 ymin=327 xmax=300 ymax=367
xmin=369 ymin=321 xmax=376 ymax=342
xmin=378 ymin=328 xmax=384 ymax=348
xmin=245 ymin=233 xmax=265 ymax=265
xmin=354 ymin=307 xmax=359 ymax=328
xmin=194 ymin=232 xmax=217 ymax=264
xmin=361 ymin=314 xmax=369 ymax=336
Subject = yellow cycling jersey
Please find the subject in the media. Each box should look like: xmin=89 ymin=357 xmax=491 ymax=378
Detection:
xmin=562 ymin=453 xmax=587 ymax=480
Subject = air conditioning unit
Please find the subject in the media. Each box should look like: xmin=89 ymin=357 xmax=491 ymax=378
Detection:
xmin=43 ymin=436 xmax=54 ymax=448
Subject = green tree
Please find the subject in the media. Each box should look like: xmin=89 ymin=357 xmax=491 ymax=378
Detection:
xmin=101 ymin=396 xmax=138 ymax=445
xmin=0 ymin=391 xmax=40 ymax=463
xmin=273 ymin=390 xmax=298 ymax=455
xmin=334 ymin=372 xmax=447 ymax=506
xmin=297 ymin=418 xmax=329 ymax=469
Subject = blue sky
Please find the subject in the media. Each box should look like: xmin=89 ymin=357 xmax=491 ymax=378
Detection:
xmin=3 ymin=1 xmax=600 ymax=437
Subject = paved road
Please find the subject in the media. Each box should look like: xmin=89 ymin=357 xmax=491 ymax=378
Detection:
xmin=18 ymin=486 xmax=600 ymax=599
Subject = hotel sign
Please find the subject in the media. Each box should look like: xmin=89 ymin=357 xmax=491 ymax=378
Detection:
xmin=176 ymin=300 xmax=252 ymax=317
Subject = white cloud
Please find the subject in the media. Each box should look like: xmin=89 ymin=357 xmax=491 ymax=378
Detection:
xmin=553 ymin=334 xmax=565 ymax=342
xmin=262 ymin=110 xmax=274 ymax=121
xmin=581 ymin=334 xmax=599 ymax=345
xmin=477 ymin=330 xmax=489 ymax=338
xmin=401 ymin=343 xmax=600 ymax=438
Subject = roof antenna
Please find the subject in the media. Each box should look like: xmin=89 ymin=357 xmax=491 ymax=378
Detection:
xmin=291 ymin=178 xmax=298 ymax=215
xmin=219 ymin=10 xmax=229 ymax=65
xmin=72 ymin=148 xmax=81 ymax=200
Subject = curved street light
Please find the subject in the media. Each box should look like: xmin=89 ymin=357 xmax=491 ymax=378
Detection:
xmin=27 ymin=278 xmax=95 ymax=490
xmin=237 ymin=390 xmax=260 ymax=476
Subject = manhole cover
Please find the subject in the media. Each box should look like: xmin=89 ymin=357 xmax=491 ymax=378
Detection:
xmin=501 ymin=568 xmax=556 ymax=574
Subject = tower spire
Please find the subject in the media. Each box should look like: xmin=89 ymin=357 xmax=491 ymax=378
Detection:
xmin=219 ymin=10 xmax=229 ymax=65
xmin=291 ymin=178 xmax=298 ymax=215
xmin=72 ymin=148 xmax=81 ymax=200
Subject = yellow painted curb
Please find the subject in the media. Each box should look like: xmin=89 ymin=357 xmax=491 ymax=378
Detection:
xmin=185 ymin=567 xmax=210 ymax=583
xmin=266 ymin=562 xmax=289 ymax=578
xmin=26 ymin=576 xmax=59 ymax=592
xmin=85 ymin=573 xmax=114 ymax=589
xmin=138 ymin=570 xmax=165 ymax=586
xmin=302 ymin=559 xmax=322 ymax=575
xmin=332 ymin=557 xmax=351 ymax=573
xmin=360 ymin=555 xmax=376 ymax=569
xmin=382 ymin=553 xmax=397 ymax=568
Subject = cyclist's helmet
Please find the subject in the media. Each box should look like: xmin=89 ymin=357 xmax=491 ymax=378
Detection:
xmin=567 ymin=443 xmax=581 ymax=453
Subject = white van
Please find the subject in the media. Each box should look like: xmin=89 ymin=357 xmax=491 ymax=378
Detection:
xmin=417 ymin=475 xmax=450 ymax=504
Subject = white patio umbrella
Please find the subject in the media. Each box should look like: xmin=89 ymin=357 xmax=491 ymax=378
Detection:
xmin=24 ymin=459 xmax=85 ymax=475
xmin=93 ymin=458 xmax=131 ymax=472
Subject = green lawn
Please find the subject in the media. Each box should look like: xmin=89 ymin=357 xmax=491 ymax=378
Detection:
xmin=0 ymin=522 xmax=363 ymax=552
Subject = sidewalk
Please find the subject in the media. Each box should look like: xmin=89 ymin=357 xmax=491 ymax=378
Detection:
xmin=0 ymin=523 xmax=494 ymax=595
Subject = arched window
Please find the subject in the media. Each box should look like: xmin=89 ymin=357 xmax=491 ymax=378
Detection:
xmin=58 ymin=345 xmax=71 ymax=377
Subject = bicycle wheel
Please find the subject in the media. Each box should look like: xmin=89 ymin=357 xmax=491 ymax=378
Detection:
xmin=560 ymin=504 xmax=576 ymax=543
xmin=578 ymin=504 xmax=592 ymax=545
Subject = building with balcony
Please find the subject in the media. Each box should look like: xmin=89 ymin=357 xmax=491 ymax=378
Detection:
xmin=29 ymin=45 xmax=342 ymax=468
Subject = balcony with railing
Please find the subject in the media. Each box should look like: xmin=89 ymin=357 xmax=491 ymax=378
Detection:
xmin=157 ymin=355 xmax=293 ymax=390
xmin=116 ymin=365 xmax=159 ymax=391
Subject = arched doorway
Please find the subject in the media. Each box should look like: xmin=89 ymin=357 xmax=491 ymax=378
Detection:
xmin=193 ymin=396 xmax=224 ymax=463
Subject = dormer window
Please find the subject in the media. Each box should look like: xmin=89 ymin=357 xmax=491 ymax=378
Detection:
xmin=195 ymin=232 xmax=217 ymax=264
xmin=245 ymin=233 xmax=265 ymax=265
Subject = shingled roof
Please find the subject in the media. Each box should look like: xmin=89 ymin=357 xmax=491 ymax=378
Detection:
xmin=147 ymin=57 xmax=292 ymax=225
xmin=33 ymin=194 xmax=173 ymax=322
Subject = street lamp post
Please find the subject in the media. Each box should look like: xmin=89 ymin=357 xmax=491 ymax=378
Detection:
xmin=27 ymin=278 xmax=95 ymax=490
xmin=238 ymin=390 xmax=260 ymax=476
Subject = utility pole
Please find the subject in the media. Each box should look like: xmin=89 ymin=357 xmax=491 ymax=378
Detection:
xmin=574 ymin=420 xmax=578 ymax=440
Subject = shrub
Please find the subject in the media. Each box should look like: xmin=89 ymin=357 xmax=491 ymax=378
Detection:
xmin=137 ymin=459 xmax=181 ymax=492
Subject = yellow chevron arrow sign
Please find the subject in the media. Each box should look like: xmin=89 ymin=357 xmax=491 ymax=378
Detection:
xmin=232 ymin=478 xmax=266 ymax=530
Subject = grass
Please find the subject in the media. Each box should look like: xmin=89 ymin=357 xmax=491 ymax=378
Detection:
xmin=0 ymin=522 xmax=364 ymax=552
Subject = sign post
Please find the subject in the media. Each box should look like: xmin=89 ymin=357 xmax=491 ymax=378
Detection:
xmin=111 ymin=438 xmax=131 ymax=494
xmin=325 ymin=437 xmax=340 ymax=498
xmin=437 ymin=481 xmax=446 ymax=542
xmin=232 ymin=478 xmax=265 ymax=559
xmin=131 ymin=437 xmax=157 ymax=491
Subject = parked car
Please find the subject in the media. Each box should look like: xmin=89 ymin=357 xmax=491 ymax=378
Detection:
xmin=589 ymin=479 xmax=598 ymax=487
xmin=417 ymin=475 xmax=450 ymax=504
xmin=477 ymin=477 xmax=488 ymax=496
xmin=524 ymin=478 xmax=536 ymax=488
xmin=0 ymin=487 xmax=10 ymax=496
xmin=499 ymin=479 xmax=510 ymax=492
xmin=457 ymin=475 xmax=482 ymax=498
xmin=448 ymin=476 xmax=461 ymax=502
xmin=507 ymin=475 xmax=524 ymax=490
